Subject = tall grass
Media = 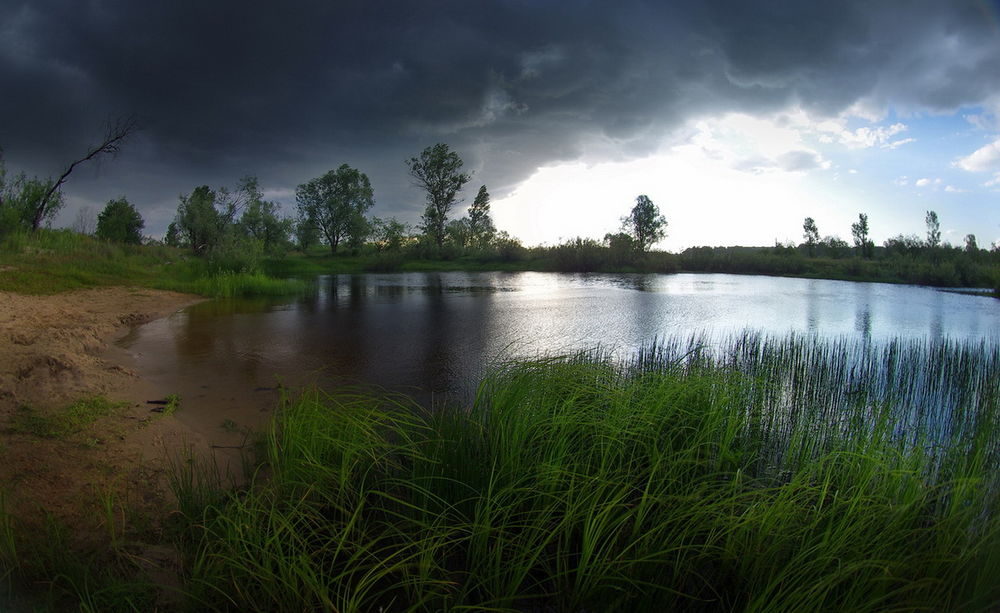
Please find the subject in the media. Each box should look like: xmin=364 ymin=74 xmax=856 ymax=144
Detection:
xmin=174 ymin=336 xmax=1000 ymax=612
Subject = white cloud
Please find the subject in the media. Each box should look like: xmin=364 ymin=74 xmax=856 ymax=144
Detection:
xmin=965 ymin=113 xmax=995 ymax=131
xmin=893 ymin=176 xmax=909 ymax=186
xmin=944 ymin=185 xmax=966 ymax=193
xmin=985 ymin=174 xmax=1000 ymax=187
xmin=956 ymin=138 xmax=1000 ymax=173
xmin=678 ymin=113 xmax=829 ymax=175
xmin=915 ymin=177 xmax=931 ymax=187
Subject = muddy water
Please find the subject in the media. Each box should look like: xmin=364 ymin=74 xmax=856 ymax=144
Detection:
xmin=117 ymin=272 xmax=1000 ymax=437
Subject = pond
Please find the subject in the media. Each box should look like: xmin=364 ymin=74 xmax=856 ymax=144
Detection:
xmin=117 ymin=272 xmax=1000 ymax=425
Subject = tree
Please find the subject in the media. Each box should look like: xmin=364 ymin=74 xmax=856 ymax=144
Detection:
xmin=239 ymin=195 xmax=291 ymax=254
xmin=176 ymin=186 xmax=224 ymax=254
xmin=446 ymin=218 xmax=471 ymax=249
xmin=370 ymin=216 xmax=409 ymax=252
xmin=467 ymin=185 xmax=496 ymax=249
xmin=173 ymin=176 xmax=271 ymax=255
xmin=29 ymin=116 xmax=138 ymax=231
xmin=294 ymin=213 xmax=320 ymax=252
xmin=407 ymin=144 xmax=471 ymax=249
xmin=964 ymin=234 xmax=978 ymax=253
xmin=96 ymin=197 xmax=144 ymax=244
xmin=850 ymin=213 xmax=873 ymax=258
xmin=164 ymin=221 xmax=184 ymax=247
xmin=622 ymin=194 xmax=667 ymax=252
xmin=72 ymin=206 xmax=96 ymax=235
xmin=296 ymin=164 xmax=374 ymax=254
xmin=802 ymin=217 xmax=820 ymax=256
xmin=0 ymin=170 xmax=61 ymax=234
xmin=925 ymin=210 xmax=941 ymax=248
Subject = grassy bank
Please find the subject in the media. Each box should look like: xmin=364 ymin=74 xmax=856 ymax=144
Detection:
xmin=0 ymin=229 xmax=308 ymax=297
xmin=158 ymin=335 xmax=1000 ymax=612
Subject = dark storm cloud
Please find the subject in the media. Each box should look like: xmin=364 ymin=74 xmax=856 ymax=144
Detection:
xmin=2 ymin=0 xmax=999 ymax=234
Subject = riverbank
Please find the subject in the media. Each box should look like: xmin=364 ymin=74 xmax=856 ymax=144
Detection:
xmin=0 ymin=287 xmax=208 ymax=609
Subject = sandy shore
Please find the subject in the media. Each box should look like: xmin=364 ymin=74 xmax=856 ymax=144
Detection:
xmin=0 ymin=287 xmax=208 ymax=549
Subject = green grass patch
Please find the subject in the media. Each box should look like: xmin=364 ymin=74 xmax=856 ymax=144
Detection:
xmin=9 ymin=397 xmax=125 ymax=439
xmin=0 ymin=229 xmax=309 ymax=297
xmin=171 ymin=336 xmax=1000 ymax=612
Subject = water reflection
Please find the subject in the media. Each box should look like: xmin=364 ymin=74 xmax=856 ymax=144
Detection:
xmin=120 ymin=273 xmax=1000 ymax=412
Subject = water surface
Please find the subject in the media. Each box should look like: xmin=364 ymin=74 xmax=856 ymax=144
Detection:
xmin=118 ymin=272 xmax=1000 ymax=421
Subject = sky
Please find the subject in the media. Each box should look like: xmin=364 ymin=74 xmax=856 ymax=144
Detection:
xmin=1 ymin=0 xmax=999 ymax=251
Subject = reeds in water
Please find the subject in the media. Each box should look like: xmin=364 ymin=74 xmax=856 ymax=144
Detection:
xmin=175 ymin=335 xmax=1000 ymax=612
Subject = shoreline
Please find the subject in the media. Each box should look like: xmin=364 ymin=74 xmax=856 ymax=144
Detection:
xmin=0 ymin=287 xmax=208 ymax=547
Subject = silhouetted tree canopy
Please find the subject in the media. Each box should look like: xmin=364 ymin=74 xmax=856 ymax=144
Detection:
xmin=296 ymin=164 xmax=374 ymax=254
xmin=851 ymin=213 xmax=873 ymax=259
xmin=622 ymin=194 xmax=666 ymax=252
xmin=96 ymin=197 xmax=144 ymax=244
xmin=925 ymin=210 xmax=941 ymax=248
xmin=407 ymin=143 xmax=471 ymax=249
xmin=802 ymin=217 xmax=820 ymax=256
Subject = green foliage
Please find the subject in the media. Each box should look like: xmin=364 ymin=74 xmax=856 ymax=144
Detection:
xmin=293 ymin=213 xmax=320 ymax=251
xmin=10 ymin=397 xmax=124 ymax=439
xmin=621 ymin=194 xmax=667 ymax=252
xmin=95 ymin=197 xmax=144 ymax=244
xmin=238 ymin=196 xmax=292 ymax=255
xmin=802 ymin=216 xmax=819 ymax=255
xmin=851 ymin=212 xmax=874 ymax=258
xmin=176 ymin=185 xmax=224 ymax=254
xmin=295 ymin=164 xmax=374 ymax=254
xmin=369 ymin=216 xmax=408 ymax=252
xmin=407 ymin=143 xmax=471 ymax=249
xmin=0 ymin=228 xmax=305 ymax=297
xmin=467 ymin=184 xmax=496 ymax=249
xmin=0 ymin=166 xmax=61 ymax=236
xmin=925 ymin=210 xmax=941 ymax=248
xmin=173 ymin=337 xmax=1000 ymax=612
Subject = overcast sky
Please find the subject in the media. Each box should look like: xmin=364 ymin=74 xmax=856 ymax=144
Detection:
xmin=2 ymin=0 xmax=999 ymax=249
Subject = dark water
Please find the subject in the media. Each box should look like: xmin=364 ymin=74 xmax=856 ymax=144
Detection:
xmin=118 ymin=272 xmax=1000 ymax=416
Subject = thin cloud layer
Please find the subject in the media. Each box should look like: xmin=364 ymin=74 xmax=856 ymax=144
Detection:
xmin=1 ymin=0 xmax=999 ymax=233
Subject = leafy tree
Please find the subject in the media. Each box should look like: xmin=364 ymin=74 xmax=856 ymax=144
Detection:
xmin=884 ymin=234 xmax=923 ymax=256
xmin=925 ymin=210 xmax=941 ymax=248
xmin=446 ymin=218 xmax=471 ymax=249
xmin=174 ymin=176 xmax=260 ymax=255
xmin=370 ymin=216 xmax=409 ymax=252
xmin=407 ymin=144 xmax=471 ymax=249
xmin=164 ymin=221 xmax=184 ymax=247
xmin=0 ymin=169 xmax=61 ymax=234
xmin=802 ymin=217 xmax=820 ymax=256
xmin=294 ymin=214 xmax=320 ymax=252
xmin=96 ymin=197 xmax=145 ymax=244
xmin=964 ymin=234 xmax=978 ymax=253
xmin=239 ymin=196 xmax=291 ymax=254
xmin=295 ymin=164 xmax=374 ymax=254
xmin=176 ymin=186 xmax=224 ymax=254
xmin=604 ymin=231 xmax=636 ymax=265
xmin=851 ymin=213 xmax=873 ymax=258
xmin=468 ymin=185 xmax=496 ymax=249
xmin=622 ymin=194 xmax=667 ymax=252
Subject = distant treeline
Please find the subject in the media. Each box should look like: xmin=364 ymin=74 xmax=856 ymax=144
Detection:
xmin=3 ymin=137 xmax=997 ymax=293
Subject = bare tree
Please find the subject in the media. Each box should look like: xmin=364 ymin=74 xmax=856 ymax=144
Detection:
xmin=72 ymin=206 xmax=96 ymax=235
xmin=30 ymin=116 xmax=138 ymax=231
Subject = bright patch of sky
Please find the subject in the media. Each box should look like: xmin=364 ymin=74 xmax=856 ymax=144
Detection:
xmin=493 ymin=105 xmax=1000 ymax=251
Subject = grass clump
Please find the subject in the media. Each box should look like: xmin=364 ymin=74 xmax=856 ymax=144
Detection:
xmin=9 ymin=396 xmax=125 ymax=439
xmin=173 ymin=337 xmax=1000 ymax=612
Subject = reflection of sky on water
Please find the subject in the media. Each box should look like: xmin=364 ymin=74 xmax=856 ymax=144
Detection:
xmin=120 ymin=272 xmax=1000 ymax=408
